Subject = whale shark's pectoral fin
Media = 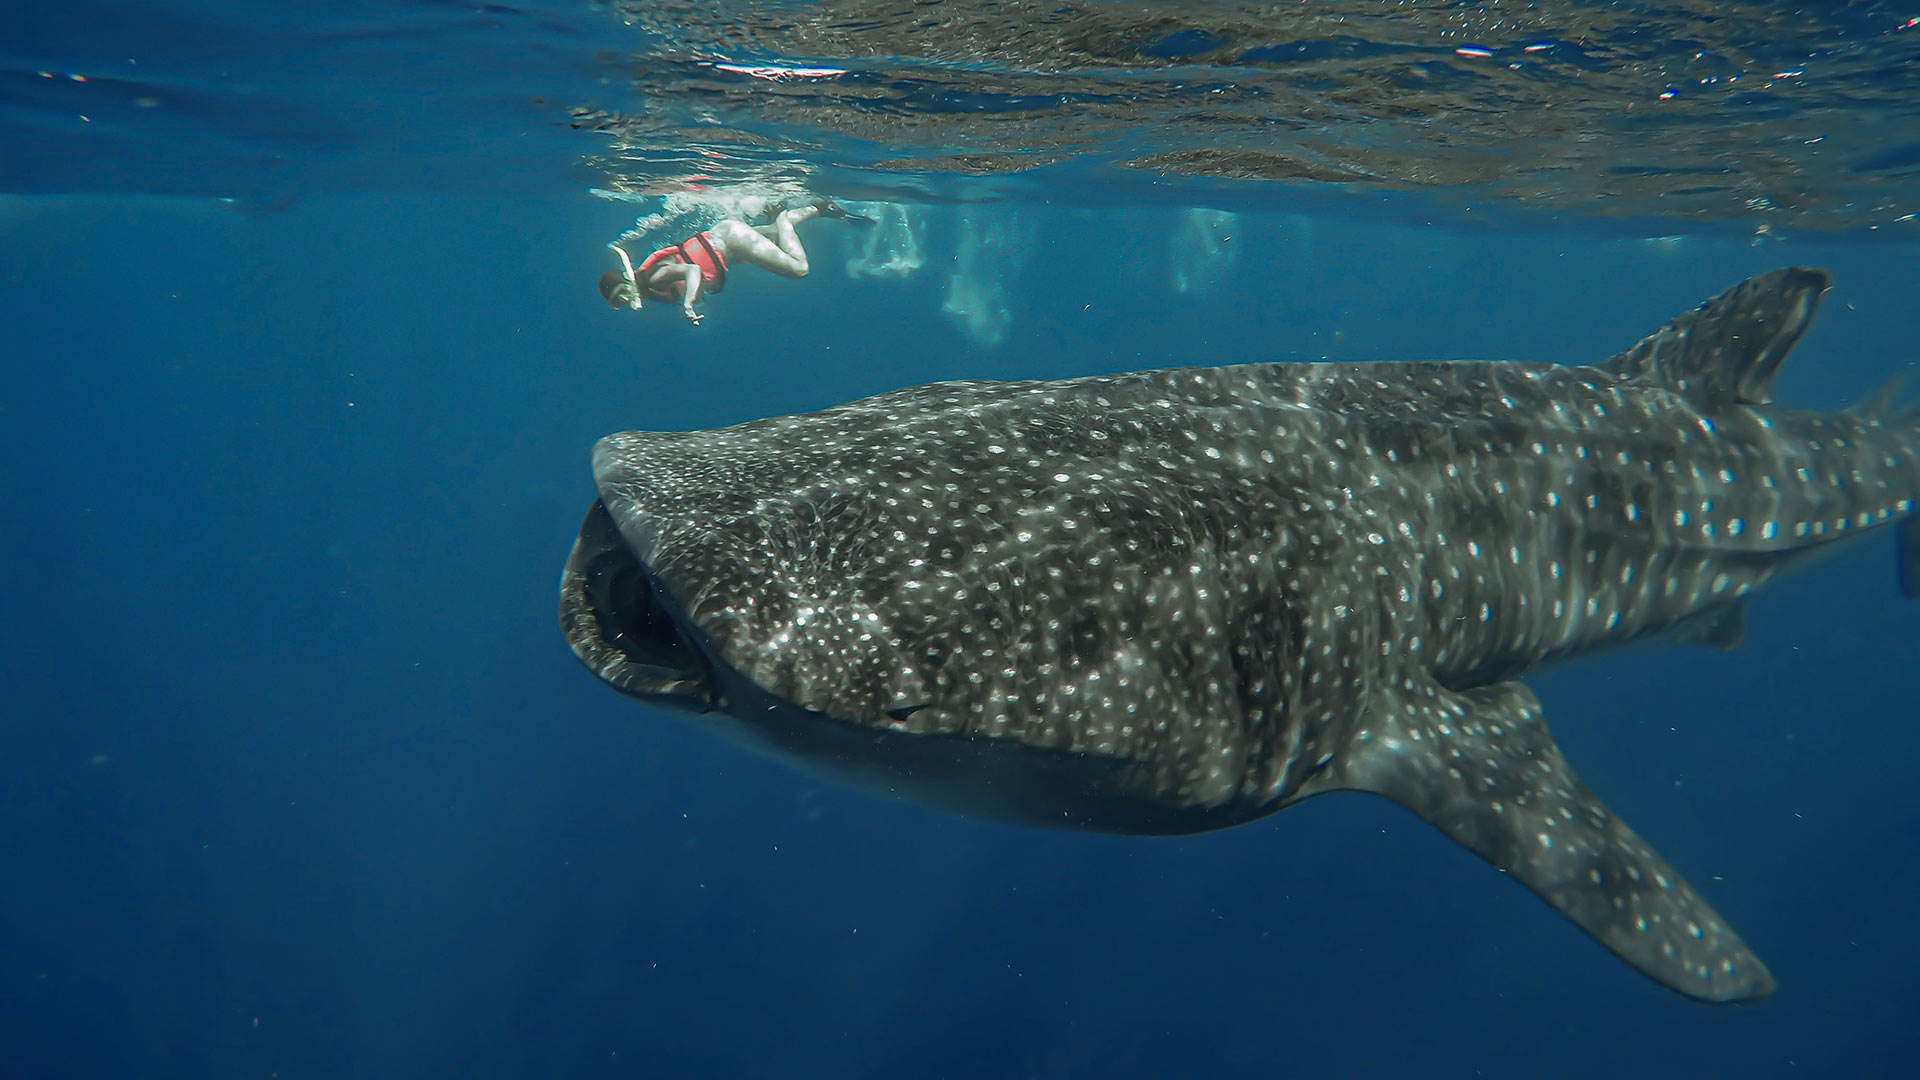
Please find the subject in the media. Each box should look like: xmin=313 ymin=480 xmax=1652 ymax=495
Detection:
xmin=1311 ymin=678 xmax=1775 ymax=1002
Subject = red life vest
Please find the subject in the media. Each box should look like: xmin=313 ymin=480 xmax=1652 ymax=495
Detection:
xmin=635 ymin=231 xmax=728 ymax=300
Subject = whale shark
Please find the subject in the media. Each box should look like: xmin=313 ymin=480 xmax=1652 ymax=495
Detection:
xmin=560 ymin=267 xmax=1918 ymax=1001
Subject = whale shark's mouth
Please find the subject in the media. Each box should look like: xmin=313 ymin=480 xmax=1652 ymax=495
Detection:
xmin=559 ymin=500 xmax=715 ymax=712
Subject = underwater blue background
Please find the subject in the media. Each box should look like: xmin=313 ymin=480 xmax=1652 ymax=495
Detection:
xmin=5 ymin=195 xmax=1917 ymax=1079
xmin=4 ymin=1 xmax=1920 ymax=1072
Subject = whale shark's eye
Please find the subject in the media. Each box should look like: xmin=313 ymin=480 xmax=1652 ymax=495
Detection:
xmin=1067 ymin=605 xmax=1107 ymax=663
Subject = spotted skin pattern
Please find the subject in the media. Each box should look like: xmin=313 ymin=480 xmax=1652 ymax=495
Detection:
xmin=561 ymin=268 xmax=1918 ymax=1002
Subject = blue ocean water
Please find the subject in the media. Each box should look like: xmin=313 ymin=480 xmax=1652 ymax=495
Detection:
xmin=3 ymin=3 xmax=1918 ymax=1078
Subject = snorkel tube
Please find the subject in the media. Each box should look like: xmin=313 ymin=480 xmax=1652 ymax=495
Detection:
xmin=610 ymin=244 xmax=643 ymax=310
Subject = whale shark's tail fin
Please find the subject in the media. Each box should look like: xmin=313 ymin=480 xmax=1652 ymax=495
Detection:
xmin=1601 ymin=267 xmax=1830 ymax=407
xmin=1307 ymin=677 xmax=1775 ymax=1003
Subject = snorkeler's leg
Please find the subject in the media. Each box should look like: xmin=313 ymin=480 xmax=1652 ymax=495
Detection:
xmin=711 ymin=210 xmax=817 ymax=278
xmin=770 ymin=204 xmax=822 ymax=261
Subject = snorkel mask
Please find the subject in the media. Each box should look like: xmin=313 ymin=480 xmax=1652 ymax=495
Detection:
xmin=609 ymin=244 xmax=643 ymax=310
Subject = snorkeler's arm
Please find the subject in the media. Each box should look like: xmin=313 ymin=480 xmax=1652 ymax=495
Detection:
xmin=678 ymin=264 xmax=704 ymax=324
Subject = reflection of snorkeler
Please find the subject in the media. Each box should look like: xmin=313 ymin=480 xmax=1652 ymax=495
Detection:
xmin=598 ymin=199 xmax=865 ymax=325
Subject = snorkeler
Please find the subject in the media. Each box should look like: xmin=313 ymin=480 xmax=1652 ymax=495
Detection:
xmin=598 ymin=199 xmax=863 ymax=325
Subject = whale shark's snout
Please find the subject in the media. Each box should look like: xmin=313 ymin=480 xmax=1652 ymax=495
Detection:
xmin=559 ymin=499 xmax=714 ymax=713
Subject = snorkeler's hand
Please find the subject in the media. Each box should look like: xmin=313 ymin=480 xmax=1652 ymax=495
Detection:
xmin=683 ymin=306 xmax=704 ymax=326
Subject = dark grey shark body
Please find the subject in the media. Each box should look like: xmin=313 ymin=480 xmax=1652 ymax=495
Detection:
xmin=561 ymin=268 xmax=1919 ymax=1002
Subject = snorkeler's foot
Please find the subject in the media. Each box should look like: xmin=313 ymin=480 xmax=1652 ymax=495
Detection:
xmin=812 ymin=197 xmax=873 ymax=224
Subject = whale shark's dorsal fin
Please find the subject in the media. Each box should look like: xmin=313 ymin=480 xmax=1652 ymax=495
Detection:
xmin=1601 ymin=267 xmax=1831 ymax=407
xmin=1305 ymin=678 xmax=1775 ymax=1002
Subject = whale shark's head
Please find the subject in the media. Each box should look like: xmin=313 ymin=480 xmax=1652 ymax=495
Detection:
xmin=560 ymin=424 xmax=959 ymax=729
xmin=557 ymin=425 xmax=1256 ymax=831
xmin=558 ymin=381 xmax=1312 ymax=832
